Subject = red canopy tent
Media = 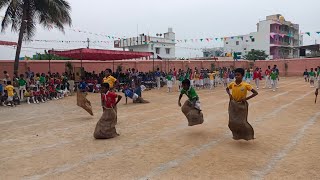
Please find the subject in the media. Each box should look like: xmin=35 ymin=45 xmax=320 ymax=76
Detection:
xmin=48 ymin=48 xmax=153 ymax=60
xmin=0 ymin=40 xmax=17 ymax=46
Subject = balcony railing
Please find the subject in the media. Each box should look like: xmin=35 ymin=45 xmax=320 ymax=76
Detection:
xmin=270 ymin=41 xmax=291 ymax=46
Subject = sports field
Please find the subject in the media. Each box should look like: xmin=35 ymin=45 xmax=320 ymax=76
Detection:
xmin=0 ymin=77 xmax=319 ymax=180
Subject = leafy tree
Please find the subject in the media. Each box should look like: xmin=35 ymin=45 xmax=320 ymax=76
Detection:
xmin=1 ymin=0 xmax=72 ymax=75
xmin=243 ymin=49 xmax=268 ymax=61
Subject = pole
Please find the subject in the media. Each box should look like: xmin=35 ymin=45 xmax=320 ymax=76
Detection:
xmin=80 ymin=49 xmax=83 ymax=78
xmin=87 ymin=38 xmax=90 ymax=49
xmin=49 ymin=48 xmax=53 ymax=73
xmin=113 ymin=60 xmax=115 ymax=72
xmin=153 ymin=53 xmax=155 ymax=72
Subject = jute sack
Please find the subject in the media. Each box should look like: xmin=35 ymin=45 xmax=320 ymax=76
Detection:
xmin=181 ymin=100 xmax=204 ymax=126
xmin=94 ymin=108 xmax=119 ymax=139
xmin=228 ymin=100 xmax=254 ymax=140
xmin=133 ymin=97 xmax=150 ymax=104
xmin=77 ymin=91 xmax=93 ymax=116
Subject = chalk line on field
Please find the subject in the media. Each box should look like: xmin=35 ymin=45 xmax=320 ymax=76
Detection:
xmin=22 ymin=85 xmax=299 ymax=180
xmin=137 ymin=89 xmax=313 ymax=180
xmin=251 ymin=112 xmax=320 ymax=180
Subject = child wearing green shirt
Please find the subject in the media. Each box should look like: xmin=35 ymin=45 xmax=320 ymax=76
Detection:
xmin=309 ymin=68 xmax=316 ymax=87
xmin=18 ymin=74 xmax=27 ymax=101
xmin=245 ymin=69 xmax=251 ymax=83
xmin=270 ymin=69 xmax=278 ymax=92
xmin=166 ymin=73 xmax=173 ymax=93
xmin=178 ymin=79 xmax=201 ymax=111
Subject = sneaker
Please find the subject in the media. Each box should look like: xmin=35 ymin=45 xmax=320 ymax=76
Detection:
xmin=36 ymin=101 xmax=39 ymax=104
xmin=273 ymin=90 xmax=275 ymax=92
xmin=27 ymin=101 xmax=30 ymax=104
xmin=257 ymin=87 xmax=259 ymax=90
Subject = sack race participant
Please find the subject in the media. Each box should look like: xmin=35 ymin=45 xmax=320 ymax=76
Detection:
xmin=122 ymin=87 xmax=149 ymax=104
xmin=94 ymin=83 xmax=122 ymax=139
xmin=77 ymin=90 xmax=93 ymax=116
xmin=226 ymin=68 xmax=258 ymax=141
xmin=178 ymin=79 xmax=204 ymax=126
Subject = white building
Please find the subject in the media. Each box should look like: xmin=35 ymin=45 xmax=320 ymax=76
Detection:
xmin=114 ymin=28 xmax=176 ymax=59
xmin=224 ymin=14 xmax=302 ymax=59
xmin=202 ymin=47 xmax=224 ymax=57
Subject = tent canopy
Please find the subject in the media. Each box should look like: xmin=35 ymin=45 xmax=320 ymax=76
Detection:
xmin=48 ymin=48 xmax=153 ymax=60
xmin=0 ymin=40 xmax=17 ymax=46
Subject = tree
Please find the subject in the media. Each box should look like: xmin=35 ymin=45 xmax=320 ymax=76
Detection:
xmin=1 ymin=0 xmax=72 ymax=75
xmin=243 ymin=49 xmax=268 ymax=61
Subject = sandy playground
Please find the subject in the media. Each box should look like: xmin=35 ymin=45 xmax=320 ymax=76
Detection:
xmin=0 ymin=77 xmax=319 ymax=180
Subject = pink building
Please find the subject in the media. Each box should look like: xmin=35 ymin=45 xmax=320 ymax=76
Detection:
xmin=224 ymin=14 xmax=302 ymax=60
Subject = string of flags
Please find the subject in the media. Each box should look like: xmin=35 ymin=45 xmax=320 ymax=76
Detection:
xmin=65 ymin=27 xmax=320 ymax=44
xmin=1 ymin=15 xmax=320 ymax=42
xmin=23 ymin=39 xmax=114 ymax=44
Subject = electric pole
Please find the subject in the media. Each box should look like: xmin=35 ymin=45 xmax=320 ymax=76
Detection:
xmin=87 ymin=38 xmax=90 ymax=48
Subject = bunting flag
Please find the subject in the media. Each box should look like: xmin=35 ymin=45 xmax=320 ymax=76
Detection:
xmin=200 ymin=39 xmax=203 ymax=42
xmin=316 ymin=32 xmax=320 ymax=35
xmin=305 ymin=32 xmax=311 ymax=36
xmin=215 ymin=38 xmax=218 ymax=41
xmin=270 ymin=34 xmax=275 ymax=39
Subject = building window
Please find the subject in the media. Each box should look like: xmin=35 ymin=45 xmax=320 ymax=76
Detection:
xmin=251 ymin=49 xmax=255 ymax=51
xmin=244 ymin=48 xmax=247 ymax=50
xmin=226 ymin=42 xmax=229 ymax=44
xmin=246 ymin=40 xmax=249 ymax=42
xmin=129 ymin=49 xmax=133 ymax=52
xmin=251 ymin=38 xmax=255 ymax=42
xmin=156 ymin=47 xmax=160 ymax=54
xmin=165 ymin=48 xmax=170 ymax=54
xmin=236 ymin=41 xmax=239 ymax=45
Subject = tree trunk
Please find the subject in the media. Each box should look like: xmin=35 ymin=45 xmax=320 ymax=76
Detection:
xmin=13 ymin=2 xmax=28 ymax=76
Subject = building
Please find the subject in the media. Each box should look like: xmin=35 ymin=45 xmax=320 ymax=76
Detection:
xmin=224 ymin=14 xmax=303 ymax=59
xmin=114 ymin=28 xmax=176 ymax=59
xmin=202 ymin=47 xmax=224 ymax=58
xmin=299 ymin=44 xmax=320 ymax=58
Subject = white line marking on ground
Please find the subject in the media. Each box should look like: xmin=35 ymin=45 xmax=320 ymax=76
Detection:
xmin=23 ymin=86 xmax=298 ymax=180
xmin=251 ymin=112 xmax=320 ymax=180
xmin=137 ymin=90 xmax=314 ymax=180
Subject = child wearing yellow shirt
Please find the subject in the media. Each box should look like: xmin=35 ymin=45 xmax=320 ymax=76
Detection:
xmin=226 ymin=68 xmax=258 ymax=141
xmin=208 ymin=71 xmax=215 ymax=89
xmin=5 ymin=81 xmax=15 ymax=107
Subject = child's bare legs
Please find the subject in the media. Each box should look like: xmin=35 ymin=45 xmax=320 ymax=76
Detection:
xmin=272 ymin=80 xmax=277 ymax=91
xmin=255 ymin=79 xmax=260 ymax=89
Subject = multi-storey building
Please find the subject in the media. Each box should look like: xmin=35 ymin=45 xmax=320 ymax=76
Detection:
xmin=114 ymin=28 xmax=175 ymax=59
xmin=224 ymin=14 xmax=303 ymax=59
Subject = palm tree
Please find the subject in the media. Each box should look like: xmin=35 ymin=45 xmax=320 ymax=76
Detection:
xmin=0 ymin=0 xmax=72 ymax=75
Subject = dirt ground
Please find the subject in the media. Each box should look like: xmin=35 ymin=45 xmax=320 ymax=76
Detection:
xmin=0 ymin=77 xmax=319 ymax=180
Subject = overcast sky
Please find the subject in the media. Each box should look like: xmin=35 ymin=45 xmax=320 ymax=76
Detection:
xmin=0 ymin=0 xmax=319 ymax=59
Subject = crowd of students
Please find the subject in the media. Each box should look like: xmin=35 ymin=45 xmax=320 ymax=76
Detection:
xmin=0 ymin=70 xmax=72 ymax=107
xmin=162 ymin=64 xmax=281 ymax=92
xmin=303 ymin=66 xmax=320 ymax=88
xmin=3 ymin=64 xmax=320 ymax=108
